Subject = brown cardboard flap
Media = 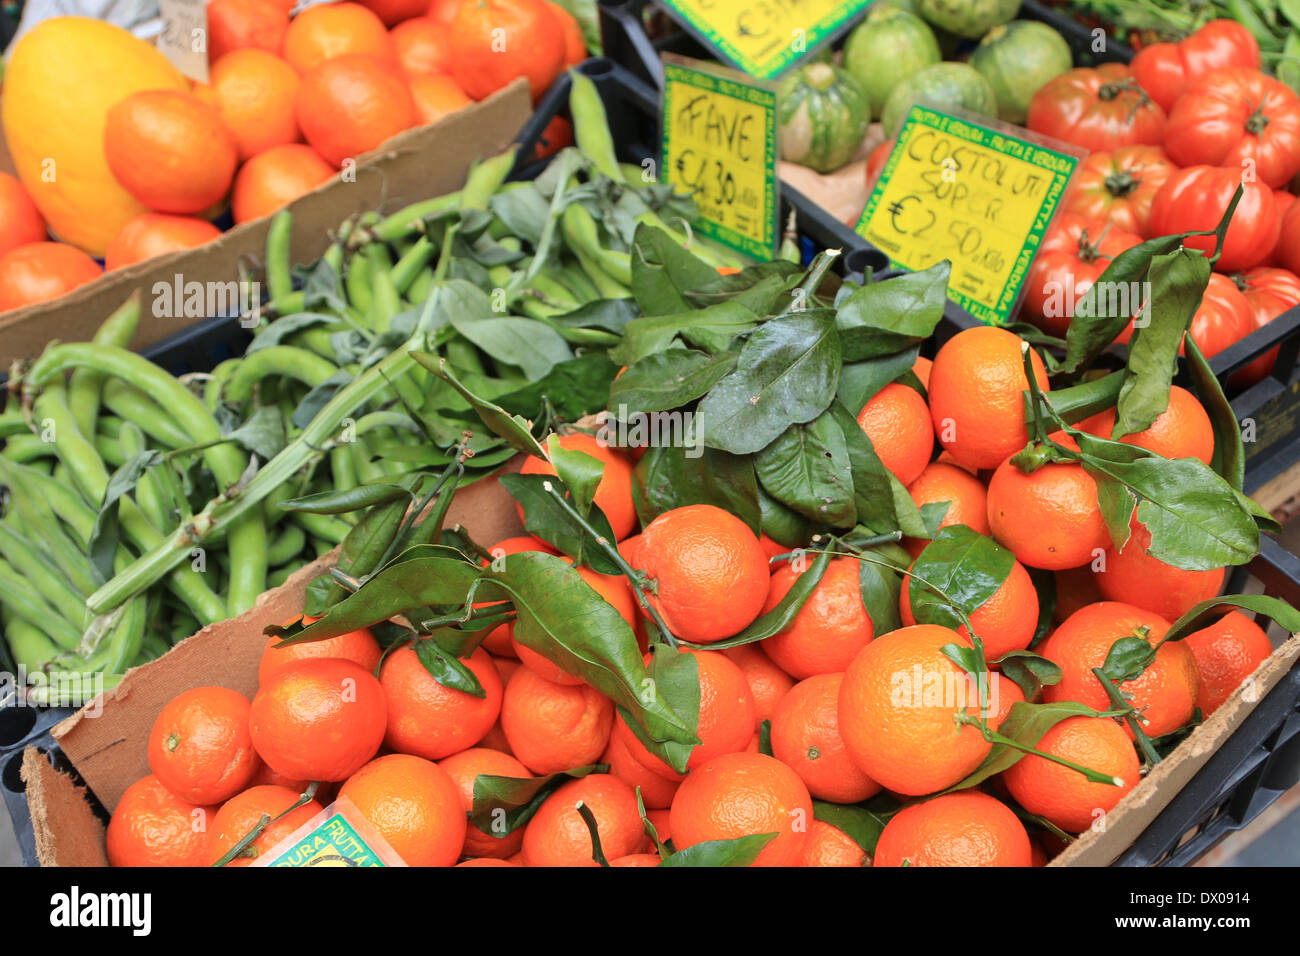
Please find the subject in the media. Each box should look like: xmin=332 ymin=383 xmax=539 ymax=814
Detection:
xmin=0 ymin=80 xmax=532 ymax=367
xmin=1050 ymin=632 xmax=1300 ymax=866
xmin=23 ymin=747 xmax=109 ymax=867
xmin=53 ymin=463 xmax=524 ymax=816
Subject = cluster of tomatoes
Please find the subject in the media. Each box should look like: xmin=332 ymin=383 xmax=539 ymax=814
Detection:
xmin=1021 ymin=19 xmax=1300 ymax=381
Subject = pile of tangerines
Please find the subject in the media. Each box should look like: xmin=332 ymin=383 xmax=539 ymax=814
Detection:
xmin=106 ymin=326 xmax=1275 ymax=867
xmin=0 ymin=0 xmax=583 ymax=312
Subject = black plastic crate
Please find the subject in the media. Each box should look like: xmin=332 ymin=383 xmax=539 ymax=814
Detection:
xmin=1020 ymin=0 xmax=1136 ymax=65
xmin=512 ymin=58 xmax=889 ymax=275
xmin=0 ymin=705 xmax=84 ymax=868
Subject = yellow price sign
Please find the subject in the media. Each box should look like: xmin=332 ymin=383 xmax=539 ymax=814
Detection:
xmin=660 ymin=0 xmax=871 ymax=79
xmin=855 ymin=106 xmax=1082 ymax=325
xmin=661 ymin=57 xmax=779 ymax=259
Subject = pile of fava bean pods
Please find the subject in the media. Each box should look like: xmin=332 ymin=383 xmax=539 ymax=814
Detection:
xmin=0 ymin=73 xmax=751 ymax=701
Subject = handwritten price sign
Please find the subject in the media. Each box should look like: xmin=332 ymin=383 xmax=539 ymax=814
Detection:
xmin=661 ymin=57 xmax=779 ymax=260
xmin=660 ymin=0 xmax=871 ymax=79
xmin=855 ymin=106 xmax=1081 ymax=325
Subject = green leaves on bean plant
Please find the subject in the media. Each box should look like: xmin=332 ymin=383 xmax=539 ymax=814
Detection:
xmin=629 ymin=222 xmax=722 ymax=317
xmin=88 ymin=449 xmax=163 ymax=586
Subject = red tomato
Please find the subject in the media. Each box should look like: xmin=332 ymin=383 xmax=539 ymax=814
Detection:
xmin=1061 ymin=145 xmax=1175 ymax=237
xmin=1230 ymin=267 xmax=1300 ymax=386
xmin=1187 ymin=272 xmax=1256 ymax=358
xmin=1264 ymin=190 xmax=1297 ymax=266
xmin=1021 ymin=213 xmax=1143 ymax=338
xmin=1276 ymin=197 xmax=1300 ymax=277
xmin=1165 ymin=68 xmax=1300 ymax=189
xmin=1027 ymin=63 xmax=1166 ymax=154
xmin=1130 ymin=19 xmax=1261 ymax=113
xmin=1148 ymin=166 xmax=1280 ymax=273
xmin=533 ymin=114 xmax=572 ymax=161
xmin=865 ymin=139 xmax=893 ymax=191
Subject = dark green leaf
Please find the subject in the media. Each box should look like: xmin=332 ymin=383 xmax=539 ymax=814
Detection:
xmin=633 ymin=444 xmax=762 ymax=536
xmin=494 ymin=352 xmax=620 ymax=422
xmin=546 ymin=436 xmax=604 ymax=516
xmin=617 ymin=644 xmax=701 ymax=774
xmin=414 ymin=634 xmax=485 ymax=696
xmin=754 ymin=413 xmax=856 ymax=528
xmin=1183 ymin=335 xmax=1244 ymax=492
xmin=1114 ymin=249 xmax=1208 ymax=438
xmin=943 ymin=700 xmax=1110 ymax=792
xmin=609 ymin=301 xmax=758 ymax=366
xmin=1097 ymin=634 xmax=1157 ymax=683
xmin=907 ymin=526 xmax=1014 ymax=632
xmin=412 ymin=353 xmax=547 ymax=458
xmin=469 ymin=765 xmax=605 ymax=836
xmin=859 ymin=558 xmax=903 ymax=636
xmin=996 ymin=649 xmax=1062 ymax=700
xmin=608 ymin=348 xmax=738 ymax=415
xmin=830 ymin=401 xmax=928 ymax=537
xmin=696 ymin=310 xmax=841 ymax=455
xmin=630 ymin=222 xmax=722 ymax=317
xmin=835 ymin=262 xmax=950 ymax=360
xmin=1164 ymin=593 xmax=1300 ymax=642
xmin=836 ymin=348 xmax=920 ymax=414
xmin=657 ymin=833 xmax=777 ymax=867
xmin=812 ymin=798 xmax=899 ymax=856
xmin=499 ymin=473 xmax=622 ymax=574
xmin=89 ymin=449 xmax=163 ymax=585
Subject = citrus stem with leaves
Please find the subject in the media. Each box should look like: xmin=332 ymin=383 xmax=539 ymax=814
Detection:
xmin=1091 ymin=666 xmax=1164 ymax=769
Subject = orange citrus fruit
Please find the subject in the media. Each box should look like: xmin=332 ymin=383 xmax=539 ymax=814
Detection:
xmin=1041 ymin=601 xmax=1198 ymax=739
xmin=1183 ymin=611 xmax=1274 ymax=715
xmin=904 ymin=461 xmax=990 ymax=558
xmin=547 ymin=1 xmax=587 ymax=66
xmin=358 ymin=0 xmax=431 ymax=25
xmin=873 ymin=790 xmax=1031 ymax=867
xmin=928 ymin=326 xmax=1050 ymax=471
xmin=628 ymin=504 xmax=769 ymax=644
xmin=231 ymin=142 xmax=335 ymax=223
xmin=522 ymin=773 xmax=643 ymax=866
xmin=104 ymin=213 xmax=222 ymax=271
xmin=381 ymin=644 xmax=503 ymax=759
xmin=856 ymin=382 xmax=935 ymax=486
xmin=106 ymin=775 xmax=217 ymax=868
xmin=901 ymin=551 xmax=1039 ymax=661
xmin=0 ymin=172 xmax=47 ymax=256
xmin=207 ymin=0 xmax=289 ymax=62
xmin=838 ymin=625 xmax=993 ymax=795
xmin=669 ymin=752 xmax=813 ymax=867
xmin=257 ymin=618 xmax=382 ymax=686
xmin=409 ymin=73 xmax=473 ymax=124
xmin=338 ymin=753 xmax=466 ymax=866
xmin=722 ymin=643 xmax=795 ymax=723
xmin=391 ymin=16 xmax=454 ymax=75
xmin=499 ymin=664 xmax=614 ymax=773
xmin=249 ymin=658 xmax=388 ymax=781
xmin=1094 ymin=518 xmax=1226 ymax=622
xmin=209 ymin=784 xmax=323 ymax=866
xmin=201 ymin=49 xmax=301 ymax=162
xmin=761 ymin=555 xmax=875 ymax=679
xmin=147 ymin=686 xmax=261 ymax=805
xmin=601 ymin=729 xmax=680 ymax=810
xmin=282 ymin=1 xmax=396 ymax=73
xmin=518 ymin=432 xmax=638 ymax=540
xmin=1076 ymin=385 xmax=1214 ymax=465
xmin=103 ymin=90 xmax=238 ymax=214
xmin=438 ymin=747 xmax=532 ymax=859
xmin=0 ymin=242 xmax=102 ymax=311
xmin=1002 ymin=715 xmax=1140 ymax=833
xmin=798 ymin=819 xmax=866 ymax=867
xmin=771 ymin=673 xmax=881 ymax=803
xmin=295 ymin=54 xmax=415 ymax=168
xmin=448 ymin=0 xmax=567 ymax=102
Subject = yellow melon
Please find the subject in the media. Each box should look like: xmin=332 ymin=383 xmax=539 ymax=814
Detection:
xmin=1 ymin=17 xmax=189 ymax=256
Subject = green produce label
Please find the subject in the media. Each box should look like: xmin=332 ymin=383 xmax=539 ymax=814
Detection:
xmin=855 ymin=105 xmax=1080 ymax=326
xmin=661 ymin=56 xmax=780 ymax=260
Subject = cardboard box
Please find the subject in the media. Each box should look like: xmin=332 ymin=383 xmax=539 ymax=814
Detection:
xmin=19 ymin=461 xmax=1300 ymax=867
xmin=0 ymin=80 xmax=533 ymax=368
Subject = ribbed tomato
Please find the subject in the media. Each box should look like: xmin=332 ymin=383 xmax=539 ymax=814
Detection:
xmin=1231 ymin=267 xmax=1300 ymax=387
xmin=1188 ymin=272 xmax=1256 ymax=359
xmin=1273 ymin=184 xmax=1300 ymax=278
xmin=1027 ymin=63 xmax=1166 ymax=153
xmin=1021 ymin=213 xmax=1142 ymax=338
xmin=1165 ymin=67 xmax=1300 ymax=189
xmin=1148 ymin=166 xmax=1279 ymax=273
xmin=1061 ymin=145 xmax=1175 ymax=237
xmin=1265 ymin=190 xmax=1297 ymax=267
xmin=1130 ymin=19 xmax=1261 ymax=113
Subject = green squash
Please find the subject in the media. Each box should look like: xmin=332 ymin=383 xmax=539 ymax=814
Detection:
xmin=842 ymin=5 xmax=942 ymax=120
xmin=880 ymin=61 xmax=997 ymax=136
xmin=778 ymin=62 xmax=872 ymax=174
xmin=917 ymin=0 xmax=1021 ymax=39
xmin=970 ymin=20 xmax=1074 ymax=124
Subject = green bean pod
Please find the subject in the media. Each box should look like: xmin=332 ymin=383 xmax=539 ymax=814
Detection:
xmin=222 ymin=346 xmax=340 ymax=406
xmin=267 ymin=523 xmax=308 ymax=567
xmin=264 ymin=211 xmax=295 ymax=304
xmin=0 ymin=557 xmax=82 ymax=651
xmin=102 ymin=379 xmax=194 ymax=449
xmin=67 ymin=293 xmax=142 ymax=438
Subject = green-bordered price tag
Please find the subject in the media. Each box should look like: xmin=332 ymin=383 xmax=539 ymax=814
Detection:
xmin=855 ymin=105 xmax=1082 ymax=326
xmin=254 ymin=797 xmax=407 ymax=867
xmin=659 ymin=0 xmax=871 ymax=79
xmin=661 ymin=56 xmax=779 ymax=260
